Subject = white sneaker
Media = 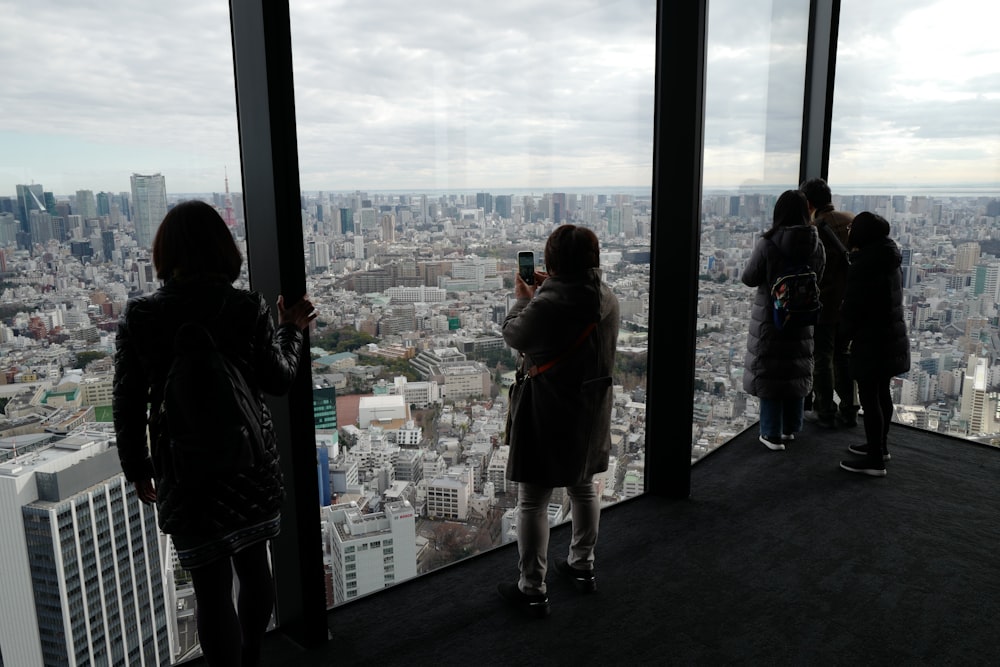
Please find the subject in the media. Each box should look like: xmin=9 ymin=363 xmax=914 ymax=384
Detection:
xmin=759 ymin=435 xmax=785 ymax=451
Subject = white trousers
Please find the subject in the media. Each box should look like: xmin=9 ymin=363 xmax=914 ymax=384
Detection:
xmin=516 ymin=479 xmax=600 ymax=595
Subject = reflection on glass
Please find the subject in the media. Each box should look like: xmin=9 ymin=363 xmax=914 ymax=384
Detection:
xmin=288 ymin=1 xmax=655 ymax=606
xmin=0 ymin=1 xmax=241 ymax=664
xmin=829 ymin=0 xmax=1000 ymax=443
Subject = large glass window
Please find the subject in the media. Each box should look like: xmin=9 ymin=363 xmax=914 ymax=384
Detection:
xmin=829 ymin=0 xmax=1000 ymax=442
xmin=696 ymin=0 xmax=811 ymax=459
xmin=0 ymin=1 xmax=241 ymax=664
xmin=288 ymin=0 xmax=655 ymax=606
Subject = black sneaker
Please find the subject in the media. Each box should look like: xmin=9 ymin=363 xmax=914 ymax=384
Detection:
xmin=805 ymin=411 xmax=837 ymax=429
xmin=836 ymin=413 xmax=859 ymax=428
xmin=496 ymin=582 xmax=550 ymax=618
xmin=554 ymin=558 xmax=597 ymax=593
xmin=848 ymin=443 xmax=890 ymax=461
xmin=759 ymin=435 xmax=785 ymax=451
xmin=839 ymin=457 xmax=887 ymax=477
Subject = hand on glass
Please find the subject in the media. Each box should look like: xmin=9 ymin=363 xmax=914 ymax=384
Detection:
xmin=278 ymin=294 xmax=318 ymax=331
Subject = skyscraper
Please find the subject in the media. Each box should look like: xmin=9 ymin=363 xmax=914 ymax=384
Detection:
xmin=130 ymin=173 xmax=168 ymax=249
xmin=15 ymin=183 xmax=45 ymax=235
xmin=75 ymin=190 xmax=98 ymax=220
xmin=0 ymin=432 xmax=170 ymax=666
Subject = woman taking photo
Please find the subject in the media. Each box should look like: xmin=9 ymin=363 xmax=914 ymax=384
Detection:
xmin=498 ymin=224 xmax=619 ymax=618
xmin=114 ymin=200 xmax=315 ymax=666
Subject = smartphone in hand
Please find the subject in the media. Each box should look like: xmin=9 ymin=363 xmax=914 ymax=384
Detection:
xmin=518 ymin=251 xmax=535 ymax=285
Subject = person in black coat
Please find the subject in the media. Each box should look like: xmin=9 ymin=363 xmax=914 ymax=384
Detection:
xmin=742 ymin=190 xmax=825 ymax=450
xmin=114 ymin=201 xmax=316 ymax=666
xmin=838 ymin=212 xmax=910 ymax=477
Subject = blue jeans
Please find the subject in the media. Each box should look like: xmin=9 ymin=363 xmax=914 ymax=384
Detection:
xmin=759 ymin=396 xmax=804 ymax=439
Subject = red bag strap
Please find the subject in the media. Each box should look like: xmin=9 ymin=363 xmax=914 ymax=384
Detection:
xmin=527 ymin=322 xmax=598 ymax=378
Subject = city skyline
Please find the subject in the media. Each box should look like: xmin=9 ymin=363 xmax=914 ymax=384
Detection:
xmin=1 ymin=0 xmax=998 ymax=195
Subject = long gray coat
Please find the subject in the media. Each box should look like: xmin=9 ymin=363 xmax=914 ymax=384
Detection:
xmin=741 ymin=225 xmax=826 ymax=399
xmin=502 ymin=268 xmax=619 ymax=487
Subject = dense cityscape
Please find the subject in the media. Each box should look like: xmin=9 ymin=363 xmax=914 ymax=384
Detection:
xmin=0 ymin=176 xmax=998 ymax=665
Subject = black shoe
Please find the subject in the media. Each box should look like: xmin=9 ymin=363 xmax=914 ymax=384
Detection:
xmin=848 ymin=443 xmax=890 ymax=461
xmin=839 ymin=457 xmax=887 ymax=477
xmin=554 ymin=558 xmax=597 ymax=593
xmin=759 ymin=435 xmax=785 ymax=451
xmin=836 ymin=413 xmax=859 ymax=428
xmin=805 ymin=411 xmax=837 ymax=429
xmin=497 ymin=582 xmax=550 ymax=618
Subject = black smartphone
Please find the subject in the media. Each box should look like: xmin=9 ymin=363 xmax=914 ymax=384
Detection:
xmin=517 ymin=251 xmax=535 ymax=285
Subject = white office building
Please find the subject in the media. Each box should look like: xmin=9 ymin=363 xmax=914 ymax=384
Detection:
xmin=322 ymin=501 xmax=417 ymax=606
xmin=0 ymin=432 xmax=169 ymax=666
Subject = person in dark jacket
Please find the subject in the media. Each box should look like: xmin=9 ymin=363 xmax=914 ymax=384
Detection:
xmin=800 ymin=178 xmax=858 ymax=428
xmin=839 ymin=212 xmax=910 ymax=477
xmin=113 ymin=200 xmax=315 ymax=666
xmin=497 ymin=225 xmax=619 ymax=618
xmin=742 ymin=190 xmax=825 ymax=450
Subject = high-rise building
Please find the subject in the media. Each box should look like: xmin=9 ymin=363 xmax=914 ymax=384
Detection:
xmin=15 ymin=183 xmax=45 ymax=234
xmin=495 ymin=194 xmax=512 ymax=219
xmin=29 ymin=209 xmax=55 ymax=246
xmin=0 ymin=212 xmax=19 ymax=247
xmin=313 ymin=385 xmax=338 ymax=431
xmin=959 ymin=356 xmax=998 ymax=435
xmin=130 ymin=173 xmax=168 ymax=249
xmin=552 ymin=192 xmax=567 ymax=223
xmin=75 ymin=190 xmax=98 ymax=220
xmin=0 ymin=432 xmax=170 ymax=666
xmin=320 ymin=500 xmax=417 ymax=606
xmin=96 ymin=191 xmax=112 ymax=217
xmin=955 ymin=241 xmax=981 ymax=272
xmin=476 ymin=192 xmax=493 ymax=214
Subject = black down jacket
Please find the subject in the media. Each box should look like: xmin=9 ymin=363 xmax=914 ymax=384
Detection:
xmin=113 ymin=278 xmax=304 ymax=536
xmin=841 ymin=239 xmax=911 ymax=381
xmin=741 ymin=224 xmax=826 ymax=399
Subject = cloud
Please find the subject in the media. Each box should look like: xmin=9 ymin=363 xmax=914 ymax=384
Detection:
xmin=0 ymin=0 xmax=997 ymax=197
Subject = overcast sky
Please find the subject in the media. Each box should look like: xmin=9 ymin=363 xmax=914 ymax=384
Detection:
xmin=0 ymin=0 xmax=997 ymax=197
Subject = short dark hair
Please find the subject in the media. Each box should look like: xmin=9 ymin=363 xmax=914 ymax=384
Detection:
xmin=152 ymin=200 xmax=243 ymax=282
xmin=799 ymin=177 xmax=832 ymax=208
xmin=764 ymin=190 xmax=810 ymax=239
xmin=543 ymin=224 xmax=600 ymax=277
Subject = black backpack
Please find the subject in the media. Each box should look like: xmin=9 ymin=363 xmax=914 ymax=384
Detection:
xmin=160 ymin=321 xmax=265 ymax=485
xmin=768 ymin=241 xmax=822 ymax=331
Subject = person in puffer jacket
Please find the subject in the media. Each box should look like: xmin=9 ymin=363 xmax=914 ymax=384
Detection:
xmin=113 ymin=200 xmax=315 ymax=666
xmin=742 ymin=190 xmax=826 ymax=451
xmin=838 ymin=212 xmax=910 ymax=478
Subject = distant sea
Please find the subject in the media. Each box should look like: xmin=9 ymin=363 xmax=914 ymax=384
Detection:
xmin=299 ymin=186 xmax=653 ymax=199
xmin=705 ymin=184 xmax=1000 ymax=198
xmin=186 ymin=184 xmax=998 ymax=200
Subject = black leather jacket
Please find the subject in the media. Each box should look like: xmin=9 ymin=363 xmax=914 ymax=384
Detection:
xmin=113 ymin=278 xmax=304 ymax=536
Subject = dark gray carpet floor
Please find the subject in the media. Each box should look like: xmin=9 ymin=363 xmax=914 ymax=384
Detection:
xmin=238 ymin=421 xmax=1000 ymax=665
